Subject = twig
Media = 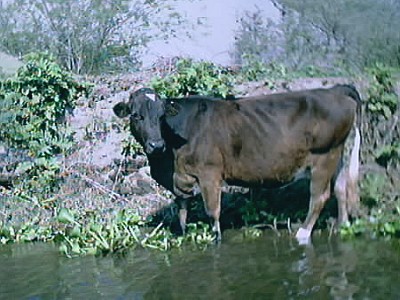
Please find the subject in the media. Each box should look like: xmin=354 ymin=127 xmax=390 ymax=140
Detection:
xmin=73 ymin=171 xmax=129 ymax=202
xmin=287 ymin=218 xmax=292 ymax=234
xmin=111 ymin=162 xmax=123 ymax=194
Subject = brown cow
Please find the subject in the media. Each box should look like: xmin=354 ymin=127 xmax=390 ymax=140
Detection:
xmin=114 ymin=85 xmax=361 ymax=243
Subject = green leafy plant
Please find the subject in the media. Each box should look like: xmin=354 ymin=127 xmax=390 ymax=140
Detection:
xmin=56 ymin=208 xmax=215 ymax=257
xmin=340 ymin=211 xmax=400 ymax=238
xmin=366 ymin=64 xmax=398 ymax=119
xmin=151 ymin=58 xmax=235 ymax=98
xmin=0 ymin=52 xmax=91 ymax=198
xmin=360 ymin=173 xmax=388 ymax=208
xmin=375 ymin=142 xmax=400 ymax=168
xmin=341 ymin=172 xmax=400 ymax=239
xmin=239 ymin=54 xmax=270 ymax=82
xmin=239 ymin=54 xmax=288 ymax=83
xmin=121 ymin=134 xmax=143 ymax=157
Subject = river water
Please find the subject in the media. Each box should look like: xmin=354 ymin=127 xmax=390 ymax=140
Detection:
xmin=1 ymin=231 xmax=399 ymax=299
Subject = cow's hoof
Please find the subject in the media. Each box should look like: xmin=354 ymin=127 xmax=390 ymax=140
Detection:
xmin=295 ymin=228 xmax=312 ymax=245
xmin=213 ymin=231 xmax=222 ymax=244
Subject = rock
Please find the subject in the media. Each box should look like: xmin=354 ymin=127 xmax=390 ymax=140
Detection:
xmin=138 ymin=166 xmax=151 ymax=178
xmin=135 ymin=178 xmax=154 ymax=194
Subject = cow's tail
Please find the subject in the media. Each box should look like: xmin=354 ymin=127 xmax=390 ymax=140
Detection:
xmin=346 ymin=125 xmax=361 ymax=216
xmin=338 ymin=84 xmax=362 ymax=216
xmin=331 ymin=84 xmax=362 ymax=217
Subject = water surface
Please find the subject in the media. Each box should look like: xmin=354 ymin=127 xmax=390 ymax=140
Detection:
xmin=1 ymin=232 xmax=399 ymax=299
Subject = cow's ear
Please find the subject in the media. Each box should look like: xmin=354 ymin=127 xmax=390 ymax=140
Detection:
xmin=165 ymin=100 xmax=180 ymax=116
xmin=113 ymin=102 xmax=131 ymax=118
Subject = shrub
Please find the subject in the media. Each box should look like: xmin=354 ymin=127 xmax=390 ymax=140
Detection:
xmin=239 ymin=54 xmax=288 ymax=83
xmin=151 ymin=58 xmax=235 ymax=98
xmin=366 ymin=64 xmax=398 ymax=119
xmin=0 ymin=53 xmax=91 ymax=199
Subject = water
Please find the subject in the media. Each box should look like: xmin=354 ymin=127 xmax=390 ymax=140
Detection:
xmin=1 ymin=232 xmax=399 ymax=299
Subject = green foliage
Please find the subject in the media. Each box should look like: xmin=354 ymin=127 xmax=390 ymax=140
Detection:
xmin=366 ymin=64 xmax=398 ymax=119
xmin=239 ymin=54 xmax=288 ymax=83
xmin=341 ymin=172 xmax=400 ymax=239
xmin=2 ymin=53 xmax=88 ymax=150
xmin=0 ymin=53 xmax=90 ymax=197
xmin=0 ymin=206 xmax=217 ymax=257
xmin=0 ymin=223 xmax=54 ymax=244
xmin=360 ymin=174 xmax=388 ymax=208
xmin=151 ymin=58 xmax=236 ymax=98
xmin=239 ymin=198 xmax=269 ymax=225
xmin=375 ymin=143 xmax=400 ymax=168
xmin=184 ymin=222 xmax=215 ymax=245
xmin=121 ymin=133 xmax=144 ymax=157
xmin=340 ymin=211 xmax=400 ymax=239
xmin=59 ymin=211 xmax=216 ymax=257
xmin=364 ymin=64 xmax=399 ymax=169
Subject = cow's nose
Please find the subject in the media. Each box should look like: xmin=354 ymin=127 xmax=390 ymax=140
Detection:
xmin=146 ymin=140 xmax=165 ymax=154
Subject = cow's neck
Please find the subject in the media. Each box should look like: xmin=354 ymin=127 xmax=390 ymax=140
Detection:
xmin=161 ymin=117 xmax=187 ymax=149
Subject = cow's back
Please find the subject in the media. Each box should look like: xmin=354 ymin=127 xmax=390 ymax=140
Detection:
xmin=170 ymin=91 xmax=357 ymax=186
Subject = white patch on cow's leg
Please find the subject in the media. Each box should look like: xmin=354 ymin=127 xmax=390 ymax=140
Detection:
xmin=179 ymin=209 xmax=187 ymax=235
xmin=299 ymin=183 xmax=331 ymax=244
xmin=198 ymin=173 xmax=222 ymax=242
xmin=334 ymin=167 xmax=349 ymax=225
xmin=178 ymin=198 xmax=188 ymax=235
xmin=213 ymin=220 xmax=221 ymax=242
xmin=295 ymin=228 xmax=312 ymax=245
xmin=300 ymin=150 xmax=341 ymax=244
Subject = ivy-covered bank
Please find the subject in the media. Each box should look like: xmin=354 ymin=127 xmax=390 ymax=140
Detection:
xmin=0 ymin=55 xmax=399 ymax=257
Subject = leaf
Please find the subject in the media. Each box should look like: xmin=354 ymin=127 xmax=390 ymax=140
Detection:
xmin=69 ymin=225 xmax=81 ymax=238
xmin=57 ymin=208 xmax=75 ymax=224
xmin=382 ymin=105 xmax=392 ymax=119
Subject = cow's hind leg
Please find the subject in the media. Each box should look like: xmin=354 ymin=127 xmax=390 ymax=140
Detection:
xmin=296 ymin=147 xmax=343 ymax=244
xmin=334 ymin=167 xmax=349 ymax=225
xmin=198 ymin=172 xmax=222 ymax=241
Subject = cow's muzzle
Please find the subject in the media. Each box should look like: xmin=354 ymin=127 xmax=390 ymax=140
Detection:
xmin=145 ymin=140 xmax=166 ymax=154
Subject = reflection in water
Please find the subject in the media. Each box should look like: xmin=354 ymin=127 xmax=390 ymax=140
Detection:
xmin=0 ymin=233 xmax=399 ymax=299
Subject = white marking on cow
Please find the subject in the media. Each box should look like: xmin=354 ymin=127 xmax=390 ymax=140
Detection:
xmin=348 ymin=127 xmax=360 ymax=182
xmin=146 ymin=93 xmax=156 ymax=101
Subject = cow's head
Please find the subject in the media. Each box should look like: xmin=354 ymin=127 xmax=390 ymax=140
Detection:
xmin=113 ymin=88 xmax=166 ymax=155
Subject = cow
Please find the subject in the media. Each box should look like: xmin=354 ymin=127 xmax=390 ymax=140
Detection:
xmin=113 ymin=85 xmax=362 ymax=244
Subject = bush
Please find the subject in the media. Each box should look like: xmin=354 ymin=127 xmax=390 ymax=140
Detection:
xmin=366 ymin=64 xmax=398 ymax=119
xmin=239 ymin=54 xmax=288 ymax=83
xmin=151 ymin=58 xmax=235 ymax=98
xmin=364 ymin=64 xmax=399 ymax=169
xmin=0 ymin=53 xmax=91 ymax=199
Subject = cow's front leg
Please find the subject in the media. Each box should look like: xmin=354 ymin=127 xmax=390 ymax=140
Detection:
xmin=175 ymin=197 xmax=187 ymax=235
xmin=198 ymin=172 xmax=222 ymax=242
xmin=173 ymin=173 xmax=196 ymax=235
